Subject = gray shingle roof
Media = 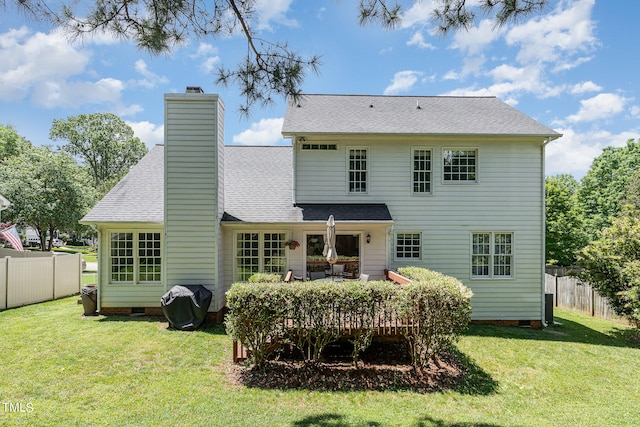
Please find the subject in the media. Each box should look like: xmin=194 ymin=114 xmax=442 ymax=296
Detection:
xmin=81 ymin=144 xmax=164 ymax=224
xmin=222 ymin=146 xmax=302 ymax=223
xmin=282 ymin=94 xmax=561 ymax=138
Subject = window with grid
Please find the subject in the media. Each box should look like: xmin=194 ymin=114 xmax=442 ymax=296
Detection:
xmin=236 ymin=233 xmax=260 ymax=281
xmin=348 ymin=148 xmax=368 ymax=193
xmin=412 ymin=148 xmax=432 ymax=194
xmin=263 ymin=233 xmax=286 ymax=274
xmin=472 ymin=232 xmax=513 ymax=278
xmin=443 ymin=149 xmax=477 ymax=182
xmin=396 ymin=233 xmax=421 ymax=260
xmin=109 ymin=231 xmax=163 ymax=284
xmin=110 ymin=232 xmax=134 ymax=282
xmin=138 ymin=232 xmax=162 ymax=282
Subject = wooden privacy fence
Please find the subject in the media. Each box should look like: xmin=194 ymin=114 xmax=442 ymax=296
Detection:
xmin=0 ymin=252 xmax=82 ymax=310
xmin=544 ymin=273 xmax=624 ymax=323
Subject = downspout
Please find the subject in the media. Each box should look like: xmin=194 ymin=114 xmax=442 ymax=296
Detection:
xmin=292 ymin=135 xmax=298 ymax=206
xmin=541 ymin=137 xmax=552 ymax=326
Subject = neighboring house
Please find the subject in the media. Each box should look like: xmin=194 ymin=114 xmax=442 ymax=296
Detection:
xmin=81 ymin=90 xmax=561 ymax=326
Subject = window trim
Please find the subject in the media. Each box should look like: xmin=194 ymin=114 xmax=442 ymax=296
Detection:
xmin=411 ymin=146 xmax=433 ymax=196
xmin=107 ymin=229 xmax=163 ymax=286
xmin=395 ymin=232 xmax=422 ymax=261
xmin=442 ymin=148 xmax=478 ymax=184
xmin=234 ymin=231 xmax=288 ymax=281
xmin=346 ymin=146 xmax=369 ymax=195
xmin=470 ymin=231 xmax=514 ymax=279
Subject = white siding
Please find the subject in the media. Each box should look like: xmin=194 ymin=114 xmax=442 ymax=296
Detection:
xmin=295 ymin=136 xmax=545 ymax=321
xmin=164 ymin=94 xmax=224 ymax=310
xmin=96 ymin=224 xmax=165 ymax=309
xmin=219 ymin=223 xmax=389 ymax=306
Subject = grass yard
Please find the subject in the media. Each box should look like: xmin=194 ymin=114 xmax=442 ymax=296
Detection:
xmin=0 ymin=298 xmax=638 ymax=427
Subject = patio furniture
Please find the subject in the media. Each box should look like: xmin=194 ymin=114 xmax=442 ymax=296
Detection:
xmin=308 ymin=271 xmax=326 ymax=281
xmin=325 ymin=263 xmax=345 ymax=278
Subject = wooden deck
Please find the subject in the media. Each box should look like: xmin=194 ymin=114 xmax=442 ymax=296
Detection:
xmin=233 ymin=270 xmax=412 ymax=363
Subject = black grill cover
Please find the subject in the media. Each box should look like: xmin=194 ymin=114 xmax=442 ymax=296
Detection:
xmin=161 ymin=285 xmax=212 ymax=330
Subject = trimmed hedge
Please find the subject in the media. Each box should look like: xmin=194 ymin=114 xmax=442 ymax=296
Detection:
xmin=225 ymin=268 xmax=473 ymax=369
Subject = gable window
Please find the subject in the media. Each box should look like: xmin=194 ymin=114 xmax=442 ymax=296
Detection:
xmin=110 ymin=231 xmax=162 ymax=284
xmin=348 ymin=148 xmax=368 ymax=193
xmin=301 ymin=143 xmax=337 ymax=150
xmin=472 ymin=232 xmax=513 ymax=278
xmin=236 ymin=232 xmax=286 ymax=281
xmin=412 ymin=148 xmax=432 ymax=194
xmin=396 ymin=232 xmax=421 ymax=260
xmin=443 ymin=149 xmax=477 ymax=182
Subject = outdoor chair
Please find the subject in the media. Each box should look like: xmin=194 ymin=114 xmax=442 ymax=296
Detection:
xmin=309 ymin=271 xmax=326 ymax=281
xmin=325 ymin=263 xmax=345 ymax=278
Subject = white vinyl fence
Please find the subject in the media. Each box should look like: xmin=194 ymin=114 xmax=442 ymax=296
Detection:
xmin=0 ymin=250 xmax=82 ymax=310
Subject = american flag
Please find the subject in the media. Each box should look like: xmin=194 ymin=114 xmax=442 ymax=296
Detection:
xmin=0 ymin=225 xmax=24 ymax=251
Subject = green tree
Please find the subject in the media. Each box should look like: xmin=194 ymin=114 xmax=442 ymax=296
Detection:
xmin=6 ymin=0 xmax=548 ymax=114
xmin=577 ymin=139 xmax=640 ymax=238
xmin=0 ymin=124 xmax=31 ymax=163
xmin=577 ymin=213 xmax=640 ymax=328
xmin=622 ymin=168 xmax=640 ymax=214
xmin=49 ymin=113 xmax=147 ymax=194
xmin=545 ymin=174 xmax=587 ymax=266
xmin=0 ymin=145 xmax=97 ymax=251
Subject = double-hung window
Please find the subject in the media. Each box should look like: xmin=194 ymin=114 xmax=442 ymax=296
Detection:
xmin=109 ymin=231 xmax=162 ymax=284
xmin=236 ymin=232 xmax=286 ymax=281
xmin=471 ymin=232 xmax=513 ymax=278
xmin=412 ymin=148 xmax=432 ymax=194
xmin=396 ymin=232 xmax=422 ymax=260
xmin=443 ymin=149 xmax=477 ymax=182
xmin=348 ymin=148 xmax=368 ymax=193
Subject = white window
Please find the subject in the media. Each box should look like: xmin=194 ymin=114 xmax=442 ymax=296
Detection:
xmin=472 ymin=232 xmax=513 ymax=278
xmin=236 ymin=232 xmax=286 ymax=281
xmin=412 ymin=148 xmax=432 ymax=194
xmin=396 ymin=232 xmax=421 ymax=260
xmin=109 ymin=231 xmax=162 ymax=284
xmin=443 ymin=149 xmax=477 ymax=182
xmin=348 ymin=148 xmax=368 ymax=193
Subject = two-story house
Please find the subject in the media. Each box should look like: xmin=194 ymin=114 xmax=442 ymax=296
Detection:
xmin=81 ymin=89 xmax=560 ymax=326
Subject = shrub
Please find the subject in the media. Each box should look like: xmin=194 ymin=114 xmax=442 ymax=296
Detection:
xmin=247 ymin=273 xmax=283 ymax=283
xmin=397 ymin=267 xmax=473 ymax=369
xmin=225 ymin=268 xmax=473 ymax=369
xmin=225 ymin=283 xmax=288 ymax=368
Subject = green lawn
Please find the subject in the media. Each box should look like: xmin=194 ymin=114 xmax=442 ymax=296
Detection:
xmin=0 ymin=298 xmax=638 ymax=426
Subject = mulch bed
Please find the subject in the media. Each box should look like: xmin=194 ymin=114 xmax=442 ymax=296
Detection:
xmin=226 ymin=342 xmax=467 ymax=392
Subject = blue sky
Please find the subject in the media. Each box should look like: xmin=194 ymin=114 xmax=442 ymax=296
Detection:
xmin=1 ymin=0 xmax=638 ymax=178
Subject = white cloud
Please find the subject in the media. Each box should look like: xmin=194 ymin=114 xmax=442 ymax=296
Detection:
xmin=407 ymin=31 xmax=436 ymax=50
xmin=0 ymin=26 xmax=141 ymax=113
xmin=383 ymin=70 xmax=423 ymax=95
xmin=506 ymin=0 xmax=597 ymax=67
xmin=32 ymin=77 xmax=124 ymax=108
xmin=566 ymin=93 xmax=628 ymax=123
xmin=546 ymin=127 xmax=639 ymax=178
xmin=191 ymin=43 xmax=220 ymax=73
xmin=133 ymin=59 xmax=169 ymax=88
xmin=0 ymin=27 xmax=90 ymax=101
xmin=127 ymin=121 xmax=164 ymax=148
xmin=399 ymin=0 xmax=436 ymax=29
xmin=254 ymin=0 xmax=297 ymax=30
xmin=570 ymin=81 xmax=602 ymax=94
xmin=451 ymin=19 xmax=504 ymax=56
xmin=232 ymin=118 xmax=286 ymax=145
